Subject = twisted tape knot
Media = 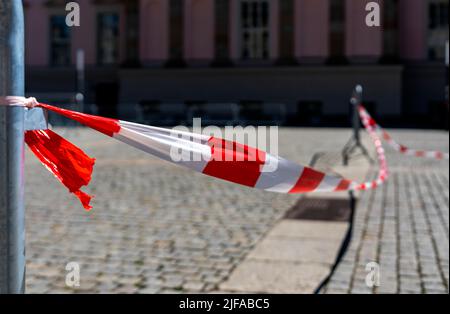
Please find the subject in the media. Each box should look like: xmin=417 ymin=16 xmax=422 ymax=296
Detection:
xmin=0 ymin=96 xmax=38 ymax=108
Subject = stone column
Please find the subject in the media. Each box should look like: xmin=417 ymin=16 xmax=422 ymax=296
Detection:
xmin=24 ymin=0 xmax=49 ymax=66
xmin=166 ymin=0 xmax=185 ymax=67
xmin=139 ymin=0 xmax=169 ymax=66
xmin=294 ymin=0 xmax=329 ymax=64
xmin=345 ymin=0 xmax=383 ymax=63
xmin=184 ymin=0 xmax=214 ymax=66
xmin=398 ymin=0 xmax=427 ymax=61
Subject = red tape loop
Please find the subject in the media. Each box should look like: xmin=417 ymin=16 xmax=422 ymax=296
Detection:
xmin=0 ymin=96 xmax=38 ymax=108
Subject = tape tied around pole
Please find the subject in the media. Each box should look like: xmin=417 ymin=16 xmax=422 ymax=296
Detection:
xmin=0 ymin=96 xmax=38 ymax=108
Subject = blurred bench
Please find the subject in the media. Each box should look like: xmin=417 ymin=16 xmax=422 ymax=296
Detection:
xmin=186 ymin=102 xmax=240 ymax=126
xmin=123 ymin=101 xmax=288 ymax=126
xmin=239 ymin=101 xmax=287 ymax=126
xmin=135 ymin=101 xmax=186 ymax=126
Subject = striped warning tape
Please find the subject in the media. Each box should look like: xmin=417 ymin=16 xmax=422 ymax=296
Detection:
xmin=356 ymin=105 xmax=389 ymax=191
xmin=358 ymin=105 xmax=449 ymax=160
xmin=37 ymin=103 xmax=388 ymax=204
xmin=0 ymin=96 xmax=389 ymax=209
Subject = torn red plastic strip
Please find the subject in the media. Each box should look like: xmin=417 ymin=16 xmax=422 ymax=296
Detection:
xmin=25 ymin=129 xmax=95 ymax=210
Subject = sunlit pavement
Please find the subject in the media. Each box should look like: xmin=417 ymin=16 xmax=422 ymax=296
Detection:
xmin=324 ymin=130 xmax=449 ymax=294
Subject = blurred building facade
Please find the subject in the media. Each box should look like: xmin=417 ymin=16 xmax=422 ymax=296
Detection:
xmin=23 ymin=0 xmax=449 ymax=126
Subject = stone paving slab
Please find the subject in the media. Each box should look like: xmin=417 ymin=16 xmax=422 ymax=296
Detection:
xmin=266 ymin=220 xmax=349 ymax=240
xmin=220 ymin=260 xmax=332 ymax=294
xmin=246 ymin=232 xmax=344 ymax=263
xmin=219 ymin=220 xmax=348 ymax=293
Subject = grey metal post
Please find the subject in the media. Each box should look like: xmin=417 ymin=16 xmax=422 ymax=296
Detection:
xmin=342 ymin=84 xmax=372 ymax=166
xmin=351 ymin=85 xmax=363 ymax=144
xmin=0 ymin=0 xmax=26 ymax=294
xmin=445 ymin=41 xmax=449 ymax=130
xmin=76 ymin=48 xmax=85 ymax=113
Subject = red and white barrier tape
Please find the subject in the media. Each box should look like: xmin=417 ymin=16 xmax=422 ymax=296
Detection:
xmin=38 ymin=102 xmax=391 ymax=208
xmin=357 ymin=105 xmax=389 ymax=191
xmin=358 ymin=105 xmax=449 ymax=160
xmin=0 ymin=96 xmax=38 ymax=108
xmin=1 ymin=96 xmax=391 ymax=209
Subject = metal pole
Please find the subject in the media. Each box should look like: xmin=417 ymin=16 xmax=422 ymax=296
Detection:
xmin=343 ymin=84 xmax=364 ymax=166
xmin=0 ymin=0 xmax=26 ymax=294
xmin=445 ymin=40 xmax=449 ymax=130
xmin=76 ymin=48 xmax=85 ymax=113
xmin=351 ymin=85 xmax=363 ymax=144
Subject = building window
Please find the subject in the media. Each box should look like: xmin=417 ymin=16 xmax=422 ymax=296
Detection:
xmin=428 ymin=0 xmax=449 ymax=60
xmin=329 ymin=0 xmax=346 ymax=62
xmin=297 ymin=101 xmax=323 ymax=126
xmin=239 ymin=100 xmax=267 ymax=124
xmin=278 ymin=0 xmax=295 ymax=63
xmin=50 ymin=15 xmax=70 ymax=66
xmin=167 ymin=0 xmax=184 ymax=66
xmin=382 ymin=0 xmax=399 ymax=62
xmin=214 ymin=0 xmax=231 ymax=63
xmin=97 ymin=12 xmax=120 ymax=65
xmin=239 ymin=0 xmax=270 ymax=60
xmin=124 ymin=0 xmax=140 ymax=65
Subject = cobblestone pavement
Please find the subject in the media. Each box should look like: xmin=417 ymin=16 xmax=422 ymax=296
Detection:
xmin=24 ymin=127 xmax=349 ymax=293
xmin=325 ymin=130 xmax=449 ymax=294
xmin=23 ymin=127 xmax=448 ymax=294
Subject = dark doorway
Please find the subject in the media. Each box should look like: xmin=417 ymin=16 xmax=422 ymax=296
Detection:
xmin=95 ymin=82 xmax=119 ymax=118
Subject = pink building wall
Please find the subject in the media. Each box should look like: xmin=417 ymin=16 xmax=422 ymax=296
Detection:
xmin=24 ymin=0 xmax=48 ymax=66
xmin=140 ymin=0 xmax=169 ymax=64
xmin=25 ymin=0 xmax=126 ymax=66
xmin=229 ymin=0 xmax=239 ymax=60
xmin=270 ymin=0 xmax=280 ymax=60
xmin=295 ymin=0 xmax=329 ymax=61
xmin=346 ymin=0 xmax=383 ymax=61
xmin=399 ymin=0 xmax=427 ymax=60
xmin=184 ymin=0 xmax=214 ymax=63
xmin=24 ymin=0 xmax=433 ymax=66
xmin=71 ymin=0 xmax=96 ymax=65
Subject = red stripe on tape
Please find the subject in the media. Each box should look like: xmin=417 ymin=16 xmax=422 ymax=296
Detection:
xmin=289 ymin=167 xmax=325 ymax=193
xmin=39 ymin=103 xmax=121 ymax=137
xmin=202 ymin=137 xmax=266 ymax=187
xmin=415 ymin=151 xmax=425 ymax=157
xmin=335 ymin=179 xmax=352 ymax=192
